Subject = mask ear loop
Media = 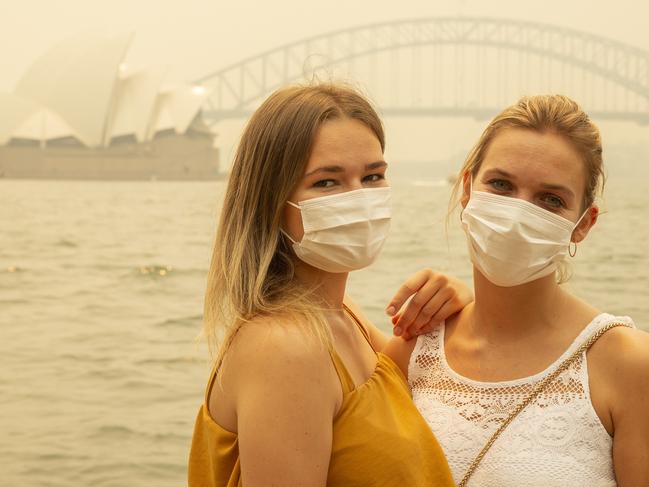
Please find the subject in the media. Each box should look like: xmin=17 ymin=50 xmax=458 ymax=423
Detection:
xmin=280 ymin=201 xmax=301 ymax=244
xmin=279 ymin=228 xmax=297 ymax=244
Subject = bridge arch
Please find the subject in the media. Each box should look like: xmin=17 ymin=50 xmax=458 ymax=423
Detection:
xmin=197 ymin=17 xmax=649 ymax=124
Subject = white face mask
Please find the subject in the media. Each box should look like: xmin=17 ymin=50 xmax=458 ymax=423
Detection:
xmin=282 ymin=187 xmax=391 ymax=273
xmin=461 ymin=188 xmax=588 ymax=287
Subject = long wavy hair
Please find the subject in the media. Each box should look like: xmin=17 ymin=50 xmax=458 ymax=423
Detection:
xmin=204 ymin=83 xmax=385 ymax=368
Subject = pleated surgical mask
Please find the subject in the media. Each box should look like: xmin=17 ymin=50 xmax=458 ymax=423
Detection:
xmin=461 ymin=187 xmax=588 ymax=287
xmin=282 ymin=187 xmax=391 ymax=273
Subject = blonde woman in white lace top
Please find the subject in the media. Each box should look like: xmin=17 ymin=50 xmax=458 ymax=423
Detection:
xmin=384 ymin=95 xmax=649 ymax=487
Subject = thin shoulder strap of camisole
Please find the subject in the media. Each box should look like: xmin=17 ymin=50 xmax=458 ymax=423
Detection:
xmin=204 ymin=357 xmax=221 ymax=405
xmin=328 ymin=304 xmax=377 ymax=394
xmin=343 ymin=303 xmax=375 ymax=351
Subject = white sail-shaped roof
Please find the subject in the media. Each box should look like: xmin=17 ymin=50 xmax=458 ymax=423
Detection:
xmin=0 ymin=92 xmax=39 ymax=144
xmin=146 ymin=86 xmax=209 ymax=139
xmin=108 ymin=67 xmax=166 ymax=142
xmin=3 ymin=33 xmax=212 ymax=149
xmin=0 ymin=92 xmax=78 ymax=144
xmin=148 ymin=91 xmax=176 ymax=138
xmin=11 ymin=108 xmax=77 ymax=141
xmin=167 ymin=86 xmax=209 ymax=134
xmin=14 ymin=33 xmax=133 ymax=147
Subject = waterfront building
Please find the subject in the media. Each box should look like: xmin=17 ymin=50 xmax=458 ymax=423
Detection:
xmin=0 ymin=33 xmax=219 ymax=180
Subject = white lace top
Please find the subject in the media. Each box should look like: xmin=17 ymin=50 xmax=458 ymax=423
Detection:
xmin=409 ymin=313 xmax=635 ymax=487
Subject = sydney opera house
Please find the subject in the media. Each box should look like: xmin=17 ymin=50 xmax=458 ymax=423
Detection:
xmin=0 ymin=34 xmax=219 ymax=180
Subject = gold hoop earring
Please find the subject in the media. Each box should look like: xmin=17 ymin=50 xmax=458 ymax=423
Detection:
xmin=569 ymin=241 xmax=577 ymax=258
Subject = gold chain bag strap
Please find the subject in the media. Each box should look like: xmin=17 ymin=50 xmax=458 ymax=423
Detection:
xmin=458 ymin=321 xmax=632 ymax=487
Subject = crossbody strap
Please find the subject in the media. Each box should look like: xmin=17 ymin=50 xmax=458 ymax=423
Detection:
xmin=458 ymin=321 xmax=632 ymax=487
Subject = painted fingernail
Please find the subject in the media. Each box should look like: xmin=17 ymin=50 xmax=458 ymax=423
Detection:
xmin=394 ymin=326 xmax=402 ymax=336
xmin=386 ymin=306 xmax=396 ymax=316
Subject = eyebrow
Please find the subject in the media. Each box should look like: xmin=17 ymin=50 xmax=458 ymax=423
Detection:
xmin=482 ymin=168 xmax=575 ymax=198
xmin=539 ymin=182 xmax=575 ymax=199
xmin=482 ymin=168 xmax=515 ymax=180
xmin=304 ymin=160 xmax=387 ymax=177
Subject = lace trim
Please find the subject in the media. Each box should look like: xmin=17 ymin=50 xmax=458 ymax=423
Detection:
xmin=409 ymin=313 xmax=635 ymax=486
xmin=435 ymin=313 xmax=624 ymax=387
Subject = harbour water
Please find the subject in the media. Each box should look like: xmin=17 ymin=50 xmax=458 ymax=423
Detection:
xmin=1 ymin=150 xmax=648 ymax=486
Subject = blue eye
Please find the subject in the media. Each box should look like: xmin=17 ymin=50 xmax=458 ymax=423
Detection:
xmin=488 ymin=179 xmax=512 ymax=192
xmin=541 ymin=194 xmax=565 ymax=210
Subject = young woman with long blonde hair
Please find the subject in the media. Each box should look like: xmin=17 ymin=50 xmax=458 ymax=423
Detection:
xmin=188 ymin=83 xmax=470 ymax=486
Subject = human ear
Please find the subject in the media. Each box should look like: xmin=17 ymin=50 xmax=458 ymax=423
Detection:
xmin=572 ymin=206 xmax=599 ymax=243
xmin=460 ymin=171 xmax=472 ymax=209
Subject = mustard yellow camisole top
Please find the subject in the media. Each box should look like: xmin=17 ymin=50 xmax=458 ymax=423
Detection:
xmin=188 ymin=307 xmax=454 ymax=486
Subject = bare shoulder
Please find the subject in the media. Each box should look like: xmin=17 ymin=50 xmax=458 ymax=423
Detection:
xmin=212 ymin=314 xmax=338 ymax=419
xmin=227 ymin=314 xmax=333 ymax=380
xmin=566 ymin=297 xmax=649 ymax=373
xmin=383 ymin=336 xmax=419 ymax=378
xmin=589 ymin=324 xmax=649 ymax=399
xmin=222 ymin=315 xmax=340 ymax=485
xmin=589 ymin=324 xmax=649 ymax=365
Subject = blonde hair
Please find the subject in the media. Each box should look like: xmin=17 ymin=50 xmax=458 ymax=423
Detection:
xmin=450 ymin=94 xmax=605 ymax=282
xmin=204 ymin=83 xmax=384 ymax=367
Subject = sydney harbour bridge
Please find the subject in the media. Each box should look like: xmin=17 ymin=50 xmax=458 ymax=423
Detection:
xmin=196 ymin=17 xmax=649 ymax=125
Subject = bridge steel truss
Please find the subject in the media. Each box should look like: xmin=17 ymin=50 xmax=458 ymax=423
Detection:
xmin=197 ymin=17 xmax=649 ymax=124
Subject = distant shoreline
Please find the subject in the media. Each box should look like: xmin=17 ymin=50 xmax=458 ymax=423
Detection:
xmin=0 ymin=133 xmax=221 ymax=181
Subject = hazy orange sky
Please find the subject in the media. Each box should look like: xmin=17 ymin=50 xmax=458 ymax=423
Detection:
xmin=2 ymin=0 xmax=648 ymax=90
xmin=3 ymin=0 xmax=648 ymax=164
